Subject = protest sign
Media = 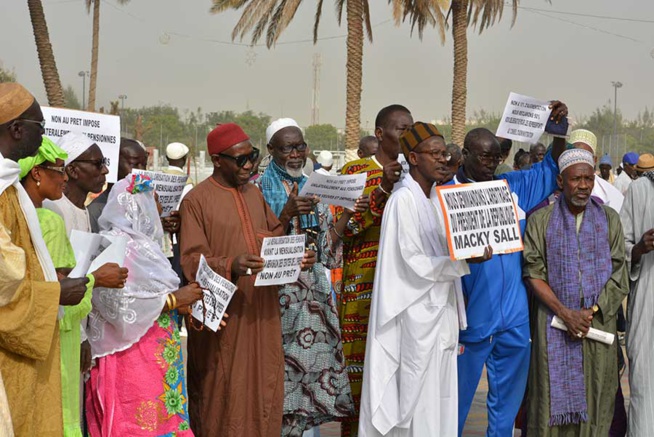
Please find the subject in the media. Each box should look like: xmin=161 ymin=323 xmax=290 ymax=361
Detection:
xmin=299 ymin=172 xmax=366 ymax=210
xmin=132 ymin=170 xmax=189 ymax=217
xmin=496 ymin=92 xmax=552 ymax=144
xmin=68 ymin=231 xmax=127 ymax=277
xmin=435 ymin=180 xmax=523 ymax=260
xmin=191 ymin=254 xmax=237 ymax=332
xmin=41 ymin=107 xmax=120 ymax=182
xmin=255 ymin=234 xmax=306 ymax=286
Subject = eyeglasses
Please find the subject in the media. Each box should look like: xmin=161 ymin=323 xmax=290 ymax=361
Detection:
xmin=414 ymin=150 xmax=452 ymax=161
xmin=38 ymin=165 xmax=67 ymax=175
xmin=15 ymin=119 xmax=46 ymax=129
xmin=273 ymin=142 xmax=308 ymax=155
xmin=216 ymin=148 xmax=260 ymax=168
xmin=476 ymin=153 xmax=503 ymax=164
xmin=74 ymin=157 xmax=110 ymax=169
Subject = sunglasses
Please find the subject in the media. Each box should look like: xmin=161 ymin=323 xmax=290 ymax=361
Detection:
xmin=273 ymin=142 xmax=308 ymax=155
xmin=38 ymin=165 xmax=67 ymax=175
xmin=15 ymin=118 xmax=46 ymax=129
xmin=216 ymin=148 xmax=260 ymax=168
xmin=74 ymin=157 xmax=110 ymax=169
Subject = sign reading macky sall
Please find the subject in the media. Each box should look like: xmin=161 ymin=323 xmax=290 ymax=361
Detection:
xmin=435 ymin=180 xmax=523 ymax=260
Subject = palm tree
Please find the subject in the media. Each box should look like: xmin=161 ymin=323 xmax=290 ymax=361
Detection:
xmin=85 ymin=0 xmax=130 ymax=112
xmin=27 ymin=0 xmax=65 ymax=107
xmin=391 ymin=0 xmax=518 ymax=145
xmin=211 ymin=0 xmax=373 ymax=160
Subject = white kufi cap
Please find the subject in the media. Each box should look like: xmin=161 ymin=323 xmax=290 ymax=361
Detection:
xmin=266 ymin=118 xmax=301 ymax=144
xmin=558 ymin=148 xmax=594 ymax=174
xmin=166 ymin=142 xmax=189 ymax=160
xmin=56 ymin=132 xmax=96 ymax=165
xmin=316 ymin=150 xmax=334 ymax=167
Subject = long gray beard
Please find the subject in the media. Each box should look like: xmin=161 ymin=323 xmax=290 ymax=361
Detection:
xmin=285 ymin=164 xmax=304 ymax=178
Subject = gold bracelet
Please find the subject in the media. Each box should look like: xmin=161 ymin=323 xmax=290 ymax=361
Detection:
xmin=166 ymin=294 xmax=172 ymax=311
xmin=170 ymin=293 xmax=177 ymax=310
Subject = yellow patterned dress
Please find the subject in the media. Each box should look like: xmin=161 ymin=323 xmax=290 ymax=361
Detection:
xmin=336 ymin=157 xmax=391 ymax=436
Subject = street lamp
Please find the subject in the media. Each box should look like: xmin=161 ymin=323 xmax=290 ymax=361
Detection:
xmin=611 ymin=81 xmax=623 ymax=153
xmin=78 ymin=71 xmax=89 ymax=110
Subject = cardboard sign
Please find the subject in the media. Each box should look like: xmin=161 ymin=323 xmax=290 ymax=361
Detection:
xmin=41 ymin=107 xmax=121 ymax=182
xmin=496 ymin=92 xmax=552 ymax=144
xmin=191 ymin=254 xmax=237 ymax=332
xmin=255 ymin=234 xmax=306 ymax=286
xmin=132 ymin=170 xmax=189 ymax=217
xmin=299 ymin=172 xmax=366 ymax=210
xmin=435 ymin=180 xmax=523 ymax=260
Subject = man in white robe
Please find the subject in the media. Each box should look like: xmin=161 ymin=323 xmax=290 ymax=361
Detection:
xmin=570 ymin=129 xmax=624 ymax=213
xmin=620 ymin=153 xmax=654 ymax=436
xmin=359 ymin=122 xmax=474 ymax=437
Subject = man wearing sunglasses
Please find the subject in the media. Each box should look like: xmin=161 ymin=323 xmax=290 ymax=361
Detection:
xmin=179 ymin=122 xmax=316 ymax=437
xmin=453 ymin=102 xmax=569 ymax=437
xmin=0 ymin=82 xmax=89 ymax=436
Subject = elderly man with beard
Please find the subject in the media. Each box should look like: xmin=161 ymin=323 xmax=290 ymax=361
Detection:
xmin=0 ymin=83 xmax=88 ymax=436
xmin=336 ymin=104 xmax=413 ymax=436
xmin=523 ymin=149 xmax=628 ymax=435
xmin=258 ymin=118 xmax=359 ymax=436
xmin=454 ymin=102 xmax=568 ymax=437
xmin=358 ymin=123 xmax=477 ymax=437
xmin=180 ymin=123 xmax=316 ymax=437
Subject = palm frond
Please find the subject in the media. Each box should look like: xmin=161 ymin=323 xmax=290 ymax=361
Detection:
xmin=468 ymin=0 xmax=518 ymax=34
xmin=313 ymin=0 xmax=325 ymax=43
xmin=267 ymin=0 xmax=303 ymax=47
xmin=362 ymin=0 xmax=373 ymax=43
xmin=335 ymin=0 xmax=346 ymax=25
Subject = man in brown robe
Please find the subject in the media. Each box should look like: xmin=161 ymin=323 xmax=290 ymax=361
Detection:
xmin=180 ymin=123 xmax=314 ymax=437
xmin=0 ymin=83 xmax=87 ymax=436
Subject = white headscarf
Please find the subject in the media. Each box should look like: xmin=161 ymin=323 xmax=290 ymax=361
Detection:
xmin=56 ymin=132 xmax=95 ymax=165
xmin=87 ymin=176 xmax=180 ymax=358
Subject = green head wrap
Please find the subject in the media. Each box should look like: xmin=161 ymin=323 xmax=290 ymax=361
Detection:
xmin=18 ymin=136 xmax=68 ymax=179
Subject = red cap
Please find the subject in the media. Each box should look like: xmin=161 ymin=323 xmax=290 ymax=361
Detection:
xmin=207 ymin=123 xmax=250 ymax=155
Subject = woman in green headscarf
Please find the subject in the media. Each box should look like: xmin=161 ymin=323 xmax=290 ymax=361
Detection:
xmin=19 ymin=137 xmax=127 ymax=437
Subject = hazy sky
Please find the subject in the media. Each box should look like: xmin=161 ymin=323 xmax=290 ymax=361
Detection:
xmin=1 ymin=0 xmax=653 ymax=131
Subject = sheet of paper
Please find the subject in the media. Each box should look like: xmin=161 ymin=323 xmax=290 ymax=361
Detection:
xmin=496 ymin=92 xmax=552 ymax=144
xmin=299 ymin=172 xmax=366 ymax=210
xmin=88 ymin=235 xmax=128 ymax=273
xmin=255 ymin=235 xmax=306 ymax=286
xmin=435 ymin=180 xmax=524 ymax=260
xmin=41 ymin=107 xmax=121 ymax=182
xmin=551 ymin=316 xmax=615 ymax=345
xmin=132 ymin=170 xmax=189 ymax=217
xmin=68 ymin=230 xmax=108 ymax=278
xmin=191 ymin=254 xmax=237 ymax=332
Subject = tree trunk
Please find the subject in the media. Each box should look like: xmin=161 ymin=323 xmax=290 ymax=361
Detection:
xmin=27 ymin=0 xmax=64 ymax=107
xmin=88 ymin=0 xmax=100 ymax=111
xmin=451 ymin=0 xmax=469 ymax=146
xmin=344 ymin=0 xmax=364 ymax=162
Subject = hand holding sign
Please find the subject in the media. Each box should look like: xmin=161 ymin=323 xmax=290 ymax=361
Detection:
xmin=174 ymin=282 xmax=204 ymax=309
xmin=232 ymin=254 xmax=265 ymax=277
xmin=91 ymin=263 xmax=128 ymax=289
xmin=381 ymin=160 xmax=403 ymax=193
xmin=255 ymin=235 xmax=307 ymax=286
xmin=191 ymin=255 xmax=237 ymax=332
xmin=282 ymin=182 xmax=318 ymax=218
xmin=301 ymin=249 xmax=317 ymax=271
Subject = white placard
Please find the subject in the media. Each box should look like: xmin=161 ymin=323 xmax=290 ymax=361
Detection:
xmin=551 ymin=316 xmax=615 ymax=345
xmin=299 ymin=172 xmax=366 ymax=210
xmin=191 ymin=254 xmax=237 ymax=332
xmin=132 ymin=170 xmax=189 ymax=217
xmin=255 ymin=235 xmax=306 ymax=286
xmin=41 ymin=107 xmax=121 ymax=182
xmin=496 ymin=92 xmax=552 ymax=144
xmin=68 ymin=230 xmax=127 ymax=277
xmin=435 ymin=180 xmax=524 ymax=260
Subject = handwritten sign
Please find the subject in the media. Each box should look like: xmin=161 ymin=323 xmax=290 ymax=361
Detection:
xmin=496 ymin=92 xmax=552 ymax=144
xmin=132 ymin=170 xmax=189 ymax=217
xmin=299 ymin=172 xmax=366 ymax=210
xmin=41 ymin=107 xmax=121 ymax=182
xmin=191 ymin=254 xmax=237 ymax=332
xmin=435 ymin=180 xmax=523 ymax=260
xmin=255 ymin=234 xmax=306 ymax=286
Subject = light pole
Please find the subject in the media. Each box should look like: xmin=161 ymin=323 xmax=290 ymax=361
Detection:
xmin=611 ymin=81 xmax=623 ymax=154
xmin=78 ymin=71 xmax=89 ymax=110
xmin=118 ymin=94 xmax=127 ymax=134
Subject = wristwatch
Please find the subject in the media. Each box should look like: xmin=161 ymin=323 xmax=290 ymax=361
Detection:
xmin=592 ymin=304 xmax=600 ymax=314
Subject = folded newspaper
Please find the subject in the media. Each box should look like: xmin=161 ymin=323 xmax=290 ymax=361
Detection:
xmin=551 ymin=316 xmax=615 ymax=345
